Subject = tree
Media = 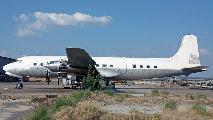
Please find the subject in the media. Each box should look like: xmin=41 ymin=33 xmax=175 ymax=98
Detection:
xmin=82 ymin=64 xmax=102 ymax=91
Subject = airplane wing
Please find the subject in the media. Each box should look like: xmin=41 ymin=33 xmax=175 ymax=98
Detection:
xmin=65 ymin=48 xmax=96 ymax=68
xmin=182 ymin=66 xmax=209 ymax=74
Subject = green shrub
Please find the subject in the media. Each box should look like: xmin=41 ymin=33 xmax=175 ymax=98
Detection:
xmin=189 ymin=94 xmax=195 ymax=100
xmin=185 ymin=93 xmax=189 ymax=98
xmin=120 ymin=93 xmax=131 ymax=100
xmin=124 ymin=93 xmax=131 ymax=98
xmin=163 ymin=101 xmax=177 ymax=110
xmin=26 ymin=90 xmax=93 ymax=120
xmin=49 ymin=97 xmax=72 ymax=113
xmin=192 ymin=102 xmax=207 ymax=115
xmin=71 ymin=90 xmax=91 ymax=104
xmin=196 ymin=93 xmax=206 ymax=100
xmin=49 ymin=90 xmax=92 ymax=113
xmin=103 ymin=90 xmax=114 ymax=96
xmin=31 ymin=96 xmax=39 ymax=102
xmin=185 ymin=93 xmax=196 ymax=100
xmin=161 ymin=91 xmax=169 ymax=95
xmin=26 ymin=107 xmax=49 ymax=120
xmin=151 ymin=89 xmax=159 ymax=95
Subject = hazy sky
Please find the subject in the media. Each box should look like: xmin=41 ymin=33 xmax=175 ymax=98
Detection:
xmin=0 ymin=1 xmax=212 ymax=77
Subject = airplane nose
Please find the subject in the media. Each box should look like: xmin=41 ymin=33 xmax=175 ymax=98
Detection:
xmin=3 ymin=63 xmax=23 ymax=78
xmin=3 ymin=64 xmax=11 ymax=72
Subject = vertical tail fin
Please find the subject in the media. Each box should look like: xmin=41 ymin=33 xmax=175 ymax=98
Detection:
xmin=170 ymin=34 xmax=201 ymax=67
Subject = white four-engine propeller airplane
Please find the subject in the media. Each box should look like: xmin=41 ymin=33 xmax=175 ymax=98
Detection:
xmin=3 ymin=34 xmax=208 ymax=89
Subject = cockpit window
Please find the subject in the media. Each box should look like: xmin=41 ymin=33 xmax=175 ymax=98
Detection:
xmin=96 ymin=64 xmax=99 ymax=67
xmin=49 ymin=61 xmax=60 ymax=64
xmin=33 ymin=63 xmax=37 ymax=66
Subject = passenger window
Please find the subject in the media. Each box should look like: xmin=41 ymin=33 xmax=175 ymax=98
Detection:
xmin=133 ymin=64 xmax=136 ymax=68
xmin=40 ymin=63 xmax=43 ymax=66
xmin=103 ymin=64 xmax=107 ymax=68
xmin=140 ymin=65 xmax=143 ymax=68
xmin=33 ymin=63 xmax=37 ymax=66
xmin=147 ymin=65 xmax=150 ymax=68
xmin=154 ymin=66 xmax=157 ymax=68
xmin=19 ymin=60 xmax=22 ymax=63
xmin=110 ymin=65 xmax=113 ymax=68
xmin=96 ymin=64 xmax=99 ymax=67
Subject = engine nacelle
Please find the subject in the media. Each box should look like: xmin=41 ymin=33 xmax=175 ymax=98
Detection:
xmin=63 ymin=66 xmax=87 ymax=75
xmin=48 ymin=64 xmax=60 ymax=72
xmin=47 ymin=64 xmax=87 ymax=75
xmin=67 ymin=74 xmax=76 ymax=80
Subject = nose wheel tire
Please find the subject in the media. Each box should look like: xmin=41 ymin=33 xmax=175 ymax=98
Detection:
xmin=16 ymin=83 xmax=23 ymax=89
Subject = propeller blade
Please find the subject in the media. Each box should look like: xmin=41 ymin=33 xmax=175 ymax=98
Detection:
xmin=48 ymin=72 xmax=50 ymax=85
xmin=46 ymin=70 xmax=50 ymax=85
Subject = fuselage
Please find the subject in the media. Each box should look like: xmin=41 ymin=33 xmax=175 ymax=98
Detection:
xmin=3 ymin=56 xmax=185 ymax=80
xmin=94 ymin=57 xmax=184 ymax=80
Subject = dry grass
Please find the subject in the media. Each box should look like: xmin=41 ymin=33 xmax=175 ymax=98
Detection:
xmin=101 ymin=109 xmax=159 ymax=120
xmin=54 ymin=101 xmax=106 ymax=120
xmin=90 ymin=94 xmax=105 ymax=102
xmin=101 ymin=113 xmax=128 ymax=120
xmin=161 ymin=108 xmax=213 ymax=120
xmin=30 ymin=90 xmax=213 ymax=120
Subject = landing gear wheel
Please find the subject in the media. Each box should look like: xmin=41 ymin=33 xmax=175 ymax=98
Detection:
xmin=16 ymin=83 xmax=23 ymax=89
xmin=104 ymin=80 xmax=110 ymax=86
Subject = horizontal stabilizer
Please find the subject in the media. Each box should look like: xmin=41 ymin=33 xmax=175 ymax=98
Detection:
xmin=182 ymin=66 xmax=209 ymax=74
xmin=66 ymin=48 xmax=96 ymax=68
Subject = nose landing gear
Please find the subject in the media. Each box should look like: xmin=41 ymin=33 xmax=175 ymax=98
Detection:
xmin=16 ymin=78 xmax=23 ymax=89
xmin=16 ymin=83 xmax=23 ymax=89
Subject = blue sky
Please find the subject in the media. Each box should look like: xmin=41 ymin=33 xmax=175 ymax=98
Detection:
xmin=0 ymin=0 xmax=212 ymax=77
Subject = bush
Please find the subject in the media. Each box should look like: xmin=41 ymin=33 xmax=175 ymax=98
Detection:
xmin=26 ymin=107 xmax=49 ymax=120
xmin=71 ymin=90 xmax=91 ymax=103
xmin=151 ymin=89 xmax=159 ymax=95
xmin=189 ymin=94 xmax=195 ymax=100
xmin=196 ymin=93 xmax=206 ymax=100
xmin=50 ymin=90 xmax=92 ymax=114
xmin=103 ymin=90 xmax=114 ymax=96
xmin=185 ymin=93 xmax=189 ymax=98
xmin=49 ymin=96 xmax=73 ymax=113
xmin=161 ymin=91 xmax=169 ymax=95
xmin=27 ymin=90 xmax=93 ymax=119
xmin=120 ymin=93 xmax=131 ymax=100
xmin=185 ymin=93 xmax=195 ymax=100
xmin=31 ymin=96 xmax=39 ymax=102
xmin=163 ymin=101 xmax=177 ymax=110
xmin=192 ymin=102 xmax=207 ymax=115
xmin=123 ymin=93 xmax=131 ymax=98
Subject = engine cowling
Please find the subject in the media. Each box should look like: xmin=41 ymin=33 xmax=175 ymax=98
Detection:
xmin=45 ymin=60 xmax=87 ymax=75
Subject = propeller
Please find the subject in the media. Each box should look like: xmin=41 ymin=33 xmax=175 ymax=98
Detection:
xmin=44 ymin=59 xmax=69 ymax=86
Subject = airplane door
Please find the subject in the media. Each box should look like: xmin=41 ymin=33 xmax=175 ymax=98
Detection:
xmin=118 ymin=59 xmax=127 ymax=75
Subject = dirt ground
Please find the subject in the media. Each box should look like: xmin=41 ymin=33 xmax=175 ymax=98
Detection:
xmin=0 ymin=81 xmax=76 ymax=120
xmin=0 ymin=80 xmax=213 ymax=120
